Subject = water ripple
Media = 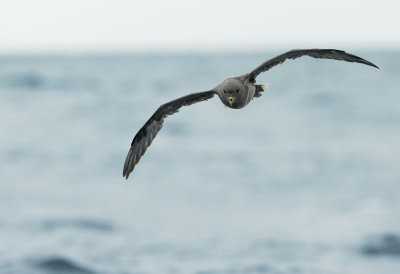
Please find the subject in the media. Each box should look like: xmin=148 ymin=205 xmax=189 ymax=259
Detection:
xmin=361 ymin=233 xmax=400 ymax=257
xmin=41 ymin=218 xmax=114 ymax=232
xmin=32 ymin=256 xmax=95 ymax=274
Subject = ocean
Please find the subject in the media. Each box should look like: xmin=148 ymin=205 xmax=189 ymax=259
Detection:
xmin=0 ymin=51 xmax=399 ymax=273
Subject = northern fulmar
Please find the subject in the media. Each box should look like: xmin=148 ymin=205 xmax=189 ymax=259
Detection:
xmin=123 ymin=49 xmax=378 ymax=179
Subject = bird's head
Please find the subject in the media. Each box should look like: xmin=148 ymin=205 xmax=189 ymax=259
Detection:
xmin=217 ymin=79 xmax=245 ymax=109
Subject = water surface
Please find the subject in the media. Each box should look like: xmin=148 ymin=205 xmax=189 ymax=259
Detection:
xmin=0 ymin=51 xmax=399 ymax=273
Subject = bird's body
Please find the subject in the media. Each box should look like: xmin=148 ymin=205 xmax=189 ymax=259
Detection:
xmin=122 ymin=49 xmax=378 ymax=179
xmin=217 ymin=77 xmax=257 ymax=109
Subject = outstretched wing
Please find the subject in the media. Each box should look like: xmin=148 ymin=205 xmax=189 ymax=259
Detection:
xmin=246 ymin=49 xmax=379 ymax=82
xmin=123 ymin=90 xmax=216 ymax=179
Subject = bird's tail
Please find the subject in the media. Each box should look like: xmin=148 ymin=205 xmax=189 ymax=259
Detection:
xmin=254 ymin=83 xmax=267 ymax=97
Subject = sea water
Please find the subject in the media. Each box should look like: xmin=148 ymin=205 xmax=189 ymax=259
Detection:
xmin=0 ymin=51 xmax=399 ymax=273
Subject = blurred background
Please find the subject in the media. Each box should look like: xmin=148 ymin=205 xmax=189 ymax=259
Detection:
xmin=0 ymin=1 xmax=399 ymax=273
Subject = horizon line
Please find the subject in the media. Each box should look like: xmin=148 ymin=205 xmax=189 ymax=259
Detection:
xmin=0 ymin=45 xmax=399 ymax=57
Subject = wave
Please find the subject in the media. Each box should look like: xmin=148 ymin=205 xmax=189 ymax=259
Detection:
xmin=33 ymin=256 xmax=95 ymax=274
xmin=0 ymin=73 xmax=100 ymax=91
xmin=361 ymin=233 xmax=400 ymax=257
xmin=41 ymin=218 xmax=114 ymax=232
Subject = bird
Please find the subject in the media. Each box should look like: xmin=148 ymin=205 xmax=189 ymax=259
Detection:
xmin=123 ymin=49 xmax=378 ymax=179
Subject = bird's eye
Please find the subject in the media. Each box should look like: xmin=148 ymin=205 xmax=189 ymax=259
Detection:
xmin=236 ymin=89 xmax=240 ymax=93
xmin=223 ymin=90 xmax=227 ymax=94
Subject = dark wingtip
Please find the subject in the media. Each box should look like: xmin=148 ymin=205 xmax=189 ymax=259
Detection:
xmin=355 ymin=54 xmax=379 ymax=69
xmin=335 ymin=49 xmax=379 ymax=69
xmin=123 ymin=165 xmax=127 ymax=179
xmin=122 ymin=147 xmax=133 ymax=180
xmin=123 ymin=168 xmax=131 ymax=180
xmin=366 ymin=61 xmax=379 ymax=69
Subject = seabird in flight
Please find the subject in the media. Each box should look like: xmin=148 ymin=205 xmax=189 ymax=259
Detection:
xmin=123 ymin=49 xmax=378 ymax=179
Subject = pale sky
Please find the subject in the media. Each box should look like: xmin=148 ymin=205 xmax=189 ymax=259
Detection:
xmin=0 ymin=0 xmax=399 ymax=53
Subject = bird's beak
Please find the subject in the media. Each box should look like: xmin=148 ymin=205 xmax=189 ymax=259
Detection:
xmin=228 ymin=97 xmax=234 ymax=107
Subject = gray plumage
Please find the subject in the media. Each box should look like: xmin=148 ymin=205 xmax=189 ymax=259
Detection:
xmin=123 ymin=49 xmax=378 ymax=179
xmin=123 ymin=91 xmax=216 ymax=178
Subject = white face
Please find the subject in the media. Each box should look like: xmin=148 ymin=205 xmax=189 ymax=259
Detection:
xmin=218 ymin=79 xmax=245 ymax=109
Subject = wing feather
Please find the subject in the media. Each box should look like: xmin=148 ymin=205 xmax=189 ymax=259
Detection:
xmin=123 ymin=90 xmax=216 ymax=179
xmin=246 ymin=49 xmax=379 ymax=82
